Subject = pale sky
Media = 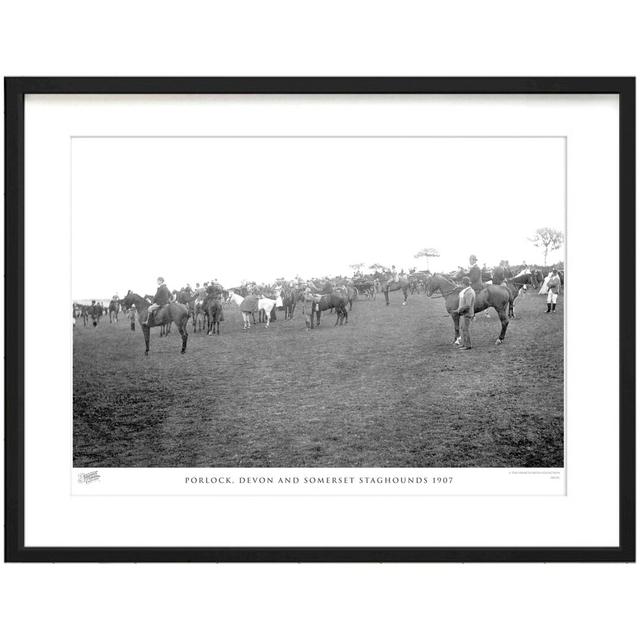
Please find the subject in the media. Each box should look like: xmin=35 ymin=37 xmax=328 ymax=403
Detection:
xmin=72 ymin=136 xmax=565 ymax=300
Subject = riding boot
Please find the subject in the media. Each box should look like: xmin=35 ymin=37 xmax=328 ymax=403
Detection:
xmin=546 ymin=303 xmax=551 ymax=313
xmin=552 ymin=303 xmax=557 ymax=313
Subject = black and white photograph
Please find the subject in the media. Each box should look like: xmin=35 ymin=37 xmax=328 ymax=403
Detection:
xmin=72 ymin=134 xmax=565 ymax=471
xmin=7 ymin=79 xmax=632 ymax=563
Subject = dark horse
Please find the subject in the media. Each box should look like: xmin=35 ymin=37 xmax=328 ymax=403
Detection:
xmin=121 ymin=291 xmax=189 ymax=355
xmin=504 ymin=273 xmax=532 ymax=319
xmin=381 ymin=275 xmax=410 ymax=306
xmin=281 ymin=287 xmax=300 ymax=320
xmin=311 ymin=293 xmax=348 ymax=328
xmin=204 ymin=295 xmax=224 ymax=336
xmin=425 ymin=274 xmax=510 ymax=345
xmin=108 ymin=299 xmax=120 ymax=323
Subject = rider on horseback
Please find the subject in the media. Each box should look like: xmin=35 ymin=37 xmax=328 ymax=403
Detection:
xmin=468 ymin=255 xmax=483 ymax=292
xmin=143 ymin=277 xmax=171 ymax=326
xmin=388 ymin=265 xmax=399 ymax=286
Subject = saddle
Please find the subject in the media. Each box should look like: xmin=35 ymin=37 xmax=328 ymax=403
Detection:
xmin=148 ymin=303 xmax=169 ymax=323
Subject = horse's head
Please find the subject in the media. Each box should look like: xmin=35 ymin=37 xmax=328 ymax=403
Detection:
xmin=121 ymin=291 xmax=134 ymax=310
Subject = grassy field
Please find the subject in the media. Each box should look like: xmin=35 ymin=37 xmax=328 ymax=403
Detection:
xmin=73 ymin=289 xmax=564 ymax=468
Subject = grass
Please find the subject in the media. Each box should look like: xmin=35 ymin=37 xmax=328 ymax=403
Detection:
xmin=73 ymin=290 xmax=564 ymax=467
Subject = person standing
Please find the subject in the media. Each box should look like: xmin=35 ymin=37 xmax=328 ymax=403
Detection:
xmin=302 ymin=287 xmax=320 ymax=330
xmin=457 ymin=276 xmax=476 ymax=350
xmin=128 ymin=304 xmax=137 ymax=331
xmin=545 ymin=268 xmax=562 ymax=313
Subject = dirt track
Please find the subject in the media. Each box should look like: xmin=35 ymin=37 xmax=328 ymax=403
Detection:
xmin=73 ymin=290 xmax=564 ymax=467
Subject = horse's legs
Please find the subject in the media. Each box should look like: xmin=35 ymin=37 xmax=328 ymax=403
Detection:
xmin=496 ymin=307 xmax=509 ymax=344
xmin=402 ymin=288 xmax=408 ymax=305
xmin=384 ymin=289 xmax=389 ymax=306
xmin=176 ymin=318 xmax=188 ymax=353
xmin=142 ymin=325 xmax=150 ymax=355
xmin=452 ymin=313 xmax=461 ymax=345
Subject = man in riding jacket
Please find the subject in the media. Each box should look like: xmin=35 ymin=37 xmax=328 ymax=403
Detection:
xmin=456 ymin=276 xmax=476 ymax=350
xmin=468 ymin=255 xmax=483 ymax=292
xmin=492 ymin=261 xmax=507 ymax=285
xmin=144 ymin=277 xmax=171 ymax=326
xmin=545 ymin=268 xmax=561 ymax=313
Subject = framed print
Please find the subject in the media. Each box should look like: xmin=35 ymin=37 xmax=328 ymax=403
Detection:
xmin=4 ymin=77 xmax=635 ymax=562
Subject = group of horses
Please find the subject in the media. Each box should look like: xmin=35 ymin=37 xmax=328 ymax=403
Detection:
xmin=77 ymin=265 xmax=550 ymax=355
xmin=73 ymin=302 xmax=105 ymax=327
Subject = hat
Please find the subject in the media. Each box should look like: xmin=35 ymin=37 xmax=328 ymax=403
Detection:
xmin=157 ymin=277 xmax=165 ymax=283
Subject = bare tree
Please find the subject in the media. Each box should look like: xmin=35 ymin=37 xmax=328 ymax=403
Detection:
xmin=530 ymin=228 xmax=564 ymax=266
xmin=414 ymin=248 xmax=440 ymax=271
xmin=349 ymin=263 xmax=365 ymax=274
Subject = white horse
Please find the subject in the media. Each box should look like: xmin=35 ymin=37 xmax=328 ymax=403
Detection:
xmin=257 ymin=290 xmax=283 ymax=328
xmin=227 ymin=290 xmax=283 ymax=329
xmin=227 ymin=291 xmax=253 ymax=330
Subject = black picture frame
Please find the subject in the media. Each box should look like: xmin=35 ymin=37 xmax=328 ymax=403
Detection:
xmin=4 ymin=77 xmax=635 ymax=563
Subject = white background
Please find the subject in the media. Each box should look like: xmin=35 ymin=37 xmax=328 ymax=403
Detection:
xmin=27 ymin=94 xmax=611 ymax=546
xmin=1 ymin=2 xmax=638 ymax=640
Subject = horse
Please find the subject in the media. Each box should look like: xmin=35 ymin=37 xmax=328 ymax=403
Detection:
xmin=311 ymin=293 xmax=348 ymax=328
xmin=425 ymin=274 xmax=510 ymax=345
xmin=89 ymin=303 xmax=101 ymax=327
xmin=121 ymin=291 xmax=189 ymax=355
xmin=227 ymin=291 xmax=253 ymax=330
xmin=353 ymin=280 xmax=375 ymax=299
xmin=77 ymin=305 xmax=90 ymax=327
xmin=281 ymin=287 xmax=299 ymax=320
xmin=108 ymin=299 xmax=120 ymax=323
xmin=339 ymin=284 xmax=358 ymax=310
xmin=381 ymin=275 xmax=410 ymax=306
xmin=257 ymin=291 xmax=283 ymax=328
xmin=204 ymin=296 xmax=224 ymax=336
xmin=504 ymin=272 xmax=532 ymax=318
